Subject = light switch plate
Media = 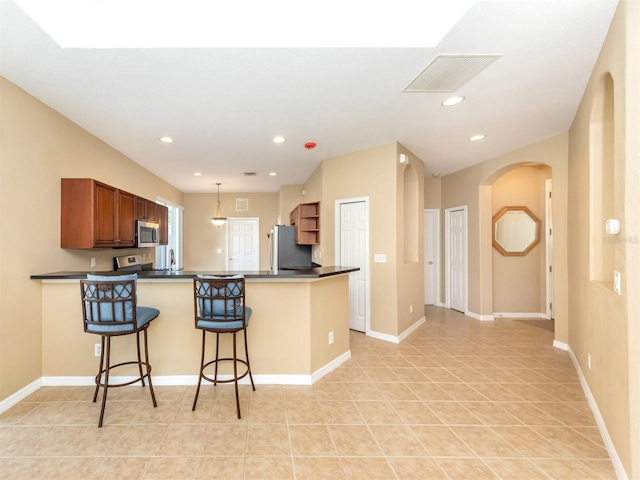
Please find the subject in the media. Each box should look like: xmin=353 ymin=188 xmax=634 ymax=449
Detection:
xmin=374 ymin=254 xmax=387 ymax=263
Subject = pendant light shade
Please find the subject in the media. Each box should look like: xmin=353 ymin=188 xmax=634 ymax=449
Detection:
xmin=210 ymin=182 xmax=227 ymax=227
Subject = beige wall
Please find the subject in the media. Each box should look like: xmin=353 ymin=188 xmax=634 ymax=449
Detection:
xmin=424 ymin=175 xmax=442 ymax=209
xmin=441 ymin=134 xmax=569 ymax=338
xmin=182 ymin=192 xmax=279 ymax=271
xmin=278 ymin=185 xmax=305 ymax=225
xmin=397 ymin=145 xmax=425 ymax=335
xmin=624 ymin=1 xmax=640 ymax=475
xmin=567 ymin=0 xmax=639 ymax=475
xmin=308 ymin=142 xmax=424 ymax=337
xmin=491 ymin=166 xmax=550 ymax=314
xmin=0 ymin=78 xmax=182 ymax=401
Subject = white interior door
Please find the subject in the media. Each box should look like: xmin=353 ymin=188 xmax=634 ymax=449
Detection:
xmin=227 ymin=218 xmax=259 ymax=271
xmin=424 ymin=209 xmax=439 ymax=305
xmin=447 ymin=207 xmax=467 ymax=313
xmin=338 ymin=199 xmax=368 ymax=332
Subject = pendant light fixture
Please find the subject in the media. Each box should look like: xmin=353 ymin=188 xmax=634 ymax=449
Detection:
xmin=210 ymin=182 xmax=227 ymax=227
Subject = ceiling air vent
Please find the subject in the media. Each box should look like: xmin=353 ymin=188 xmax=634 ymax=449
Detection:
xmin=244 ymin=172 xmax=257 ymax=176
xmin=404 ymin=54 xmax=501 ymax=93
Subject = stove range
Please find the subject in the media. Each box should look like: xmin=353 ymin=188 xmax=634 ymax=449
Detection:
xmin=113 ymin=254 xmax=153 ymax=272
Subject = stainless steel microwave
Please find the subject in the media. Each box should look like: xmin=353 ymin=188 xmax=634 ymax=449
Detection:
xmin=136 ymin=220 xmax=159 ymax=247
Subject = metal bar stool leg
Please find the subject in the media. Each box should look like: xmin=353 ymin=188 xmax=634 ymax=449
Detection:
xmin=233 ymin=331 xmax=241 ymax=419
xmin=98 ymin=337 xmax=112 ymax=428
xmin=93 ymin=336 xmax=105 ymax=403
xmin=244 ymin=329 xmax=255 ymax=391
xmin=192 ymin=330 xmax=206 ymax=411
xmin=136 ymin=331 xmax=146 ymax=387
xmin=142 ymin=328 xmax=157 ymax=407
xmin=213 ymin=333 xmax=220 ymax=385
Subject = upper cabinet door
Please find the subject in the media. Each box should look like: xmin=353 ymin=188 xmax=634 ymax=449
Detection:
xmin=145 ymin=199 xmax=157 ymax=222
xmin=116 ymin=190 xmax=136 ymax=247
xmin=93 ymin=182 xmax=117 ymax=247
xmin=157 ymin=204 xmax=169 ymax=245
xmin=135 ymin=196 xmax=158 ymax=222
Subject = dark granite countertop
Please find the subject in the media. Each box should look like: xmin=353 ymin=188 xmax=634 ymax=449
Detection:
xmin=31 ymin=266 xmax=359 ymax=280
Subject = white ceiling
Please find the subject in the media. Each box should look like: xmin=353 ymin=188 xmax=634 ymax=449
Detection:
xmin=0 ymin=0 xmax=619 ymax=193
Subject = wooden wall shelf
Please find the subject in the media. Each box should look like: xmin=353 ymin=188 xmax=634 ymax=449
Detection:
xmin=290 ymin=201 xmax=320 ymax=245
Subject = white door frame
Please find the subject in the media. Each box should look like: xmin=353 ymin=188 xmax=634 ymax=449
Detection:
xmin=445 ymin=206 xmax=468 ymax=313
xmin=545 ymin=179 xmax=554 ymax=319
xmin=335 ymin=197 xmax=371 ymax=334
xmin=424 ymin=209 xmax=440 ymax=306
xmin=225 ymin=217 xmax=260 ymax=271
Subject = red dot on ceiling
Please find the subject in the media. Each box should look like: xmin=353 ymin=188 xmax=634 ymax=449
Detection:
xmin=304 ymin=142 xmax=316 ymax=149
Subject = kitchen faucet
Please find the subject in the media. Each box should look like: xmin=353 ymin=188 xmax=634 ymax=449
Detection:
xmin=169 ymin=248 xmax=176 ymax=272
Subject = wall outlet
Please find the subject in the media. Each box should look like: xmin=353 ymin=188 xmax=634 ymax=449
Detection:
xmin=588 ymin=353 xmax=592 ymax=370
xmin=90 ymin=257 xmax=96 ymax=268
xmin=409 ymin=305 xmax=413 ymax=314
xmin=374 ymin=254 xmax=387 ymax=263
xmin=328 ymin=331 xmax=334 ymax=345
xmin=94 ymin=343 xmax=101 ymax=357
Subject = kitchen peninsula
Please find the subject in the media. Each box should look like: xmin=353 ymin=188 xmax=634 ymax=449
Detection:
xmin=31 ymin=267 xmax=358 ymax=385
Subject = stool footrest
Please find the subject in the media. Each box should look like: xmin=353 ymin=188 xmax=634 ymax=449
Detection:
xmin=201 ymin=358 xmax=251 ymax=384
xmin=94 ymin=360 xmax=153 ymax=389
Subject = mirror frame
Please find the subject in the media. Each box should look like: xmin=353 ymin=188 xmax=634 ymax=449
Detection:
xmin=492 ymin=206 xmax=541 ymax=256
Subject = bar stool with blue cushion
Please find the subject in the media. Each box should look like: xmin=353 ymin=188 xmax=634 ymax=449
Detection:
xmin=80 ymin=273 xmax=160 ymax=427
xmin=192 ymin=274 xmax=255 ymax=418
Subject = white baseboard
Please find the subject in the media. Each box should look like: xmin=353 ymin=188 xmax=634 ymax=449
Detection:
xmin=0 ymin=378 xmax=42 ymax=415
xmin=399 ymin=316 xmax=426 ymax=342
xmin=466 ymin=310 xmax=495 ymax=321
xmin=493 ymin=312 xmax=548 ymax=319
xmin=41 ymin=370 xmax=338 ymax=388
xmin=367 ymin=316 xmax=426 ymax=344
xmin=552 ymin=340 xmax=569 ymax=351
xmin=2 ymin=352 xmax=353 ymax=412
xmin=367 ymin=329 xmax=400 ymax=344
xmin=566 ymin=346 xmax=628 ymax=480
xmin=310 ymin=350 xmax=352 ymax=384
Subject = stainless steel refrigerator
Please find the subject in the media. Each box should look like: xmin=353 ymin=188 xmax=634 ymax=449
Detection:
xmin=269 ymin=225 xmax=313 ymax=270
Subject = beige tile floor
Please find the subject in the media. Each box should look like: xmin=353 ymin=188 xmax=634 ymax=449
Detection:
xmin=0 ymin=306 xmax=617 ymax=479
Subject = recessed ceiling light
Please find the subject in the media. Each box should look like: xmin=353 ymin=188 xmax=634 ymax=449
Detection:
xmin=441 ymin=96 xmax=465 ymax=106
xmin=269 ymin=172 xmax=278 ymax=176
xmin=159 ymin=136 xmax=174 ymax=143
xmin=194 ymin=172 xmax=202 ymax=177
xmin=469 ymin=134 xmax=486 ymax=141
xmin=273 ymin=136 xmax=286 ymax=144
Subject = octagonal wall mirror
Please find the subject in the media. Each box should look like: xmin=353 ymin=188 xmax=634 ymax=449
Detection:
xmin=492 ymin=206 xmax=541 ymax=256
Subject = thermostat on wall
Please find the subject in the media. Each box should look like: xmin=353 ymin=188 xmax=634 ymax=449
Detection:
xmin=605 ymin=218 xmax=621 ymax=235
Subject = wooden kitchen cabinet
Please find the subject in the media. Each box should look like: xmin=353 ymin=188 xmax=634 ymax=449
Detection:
xmin=61 ymin=178 xmax=136 ymax=248
xmin=290 ymin=201 xmax=320 ymax=245
xmin=135 ymin=196 xmax=157 ymax=222
xmin=157 ymin=204 xmax=169 ymax=245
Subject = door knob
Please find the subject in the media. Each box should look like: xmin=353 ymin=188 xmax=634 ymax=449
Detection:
xmin=428 ymin=261 xmax=433 ymax=265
